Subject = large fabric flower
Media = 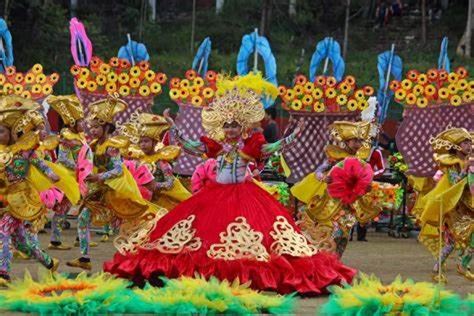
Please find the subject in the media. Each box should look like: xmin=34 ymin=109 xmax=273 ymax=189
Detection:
xmin=327 ymin=157 xmax=373 ymax=204
xmin=124 ymin=160 xmax=154 ymax=200
xmin=76 ymin=144 xmax=93 ymax=196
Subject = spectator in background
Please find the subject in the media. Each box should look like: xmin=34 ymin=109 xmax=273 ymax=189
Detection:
xmin=375 ymin=0 xmax=390 ymax=28
xmin=263 ymin=107 xmax=280 ymax=143
xmin=391 ymin=0 xmax=403 ymax=17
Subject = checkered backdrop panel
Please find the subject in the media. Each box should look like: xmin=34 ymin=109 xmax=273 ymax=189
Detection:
xmin=395 ymin=103 xmax=473 ymax=177
xmin=76 ymin=89 xmax=154 ymax=125
xmin=173 ymin=104 xmax=205 ymax=176
xmin=283 ymin=111 xmax=360 ymax=184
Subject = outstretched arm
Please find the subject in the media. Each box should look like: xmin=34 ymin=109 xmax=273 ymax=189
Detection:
xmin=57 ymin=143 xmax=76 ymax=170
xmin=262 ymin=119 xmax=304 ymax=157
xmin=30 ymin=151 xmax=59 ymax=182
xmin=97 ymin=148 xmax=123 ymax=181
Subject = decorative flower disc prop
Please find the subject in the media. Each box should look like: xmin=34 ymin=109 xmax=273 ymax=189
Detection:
xmin=0 ymin=64 xmax=59 ymax=100
xmin=279 ymin=74 xmax=374 ymax=113
xmin=168 ymin=69 xmax=218 ymax=107
xmin=0 ymin=272 xmax=295 ymax=315
xmin=327 ymin=157 xmax=374 ymax=204
xmin=390 ymin=66 xmax=472 ymax=108
xmin=321 ymin=274 xmax=470 ymax=315
xmin=71 ymin=56 xmax=167 ymax=98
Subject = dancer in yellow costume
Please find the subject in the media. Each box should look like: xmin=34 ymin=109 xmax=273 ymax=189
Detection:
xmin=121 ymin=112 xmax=191 ymax=210
xmin=292 ymin=121 xmax=382 ymax=257
xmin=0 ymin=97 xmax=78 ymax=285
xmin=44 ymin=95 xmax=90 ymax=250
xmin=414 ymin=127 xmax=472 ymax=282
xmin=66 ymin=94 xmax=165 ymax=270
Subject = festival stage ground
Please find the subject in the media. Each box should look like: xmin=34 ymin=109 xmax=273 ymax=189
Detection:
xmin=5 ymin=227 xmax=472 ymax=315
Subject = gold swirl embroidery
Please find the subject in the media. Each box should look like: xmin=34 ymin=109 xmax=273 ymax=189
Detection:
xmin=296 ymin=212 xmax=336 ymax=253
xmin=270 ymin=216 xmax=318 ymax=257
xmin=141 ymin=215 xmax=201 ymax=253
xmin=114 ymin=212 xmax=165 ymax=255
xmin=207 ymin=216 xmax=269 ymax=262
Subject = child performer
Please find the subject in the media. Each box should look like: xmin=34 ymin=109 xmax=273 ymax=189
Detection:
xmin=416 ymin=127 xmax=472 ymax=282
xmin=105 ymin=76 xmax=356 ymax=295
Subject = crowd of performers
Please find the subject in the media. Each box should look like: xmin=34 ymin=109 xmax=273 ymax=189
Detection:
xmin=0 ymin=73 xmax=471 ymax=294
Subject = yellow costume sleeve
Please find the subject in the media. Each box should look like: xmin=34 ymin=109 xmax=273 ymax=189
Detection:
xmin=28 ymin=162 xmax=80 ymax=205
xmin=161 ymin=177 xmax=192 ymax=202
xmin=253 ymin=179 xmax=279 ymax=196
xmin=104 ymin=165 xmax=164 ymax=219
xmin=420 ymin=174 xmax=467 ymax=226
xmin=291 ymin=173 xmax=327 ymax=204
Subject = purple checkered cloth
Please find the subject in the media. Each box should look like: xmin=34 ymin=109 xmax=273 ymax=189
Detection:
xmin=283 ymin=111 xmax=360 ymax=183
xmin=395 ymin=103 xmax=473 ymax=177
xmin=173 ymin=103 xmax=206 ymax=176
xmin=76 ymin=89 xmax=154 ymax=125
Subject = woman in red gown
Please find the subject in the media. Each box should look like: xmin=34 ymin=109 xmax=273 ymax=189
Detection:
xmin=104 ymin=79 xmax=356 ymax=295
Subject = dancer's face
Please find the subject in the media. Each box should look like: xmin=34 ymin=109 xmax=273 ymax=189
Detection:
xmin=223 ymin=121 xmax=241 ymax=139
xmin=75 ymin=119 xmax=85 ymax=133
xmin=0 ymin=125 xmax=11 ymax=145
xmin=35 ymin=123 xmax=47 ymax=141
xmin=346 ymin=138 xmax=363 ymax=154
xmin=139 ymin=136 xmax=155 ymax=154
xmin=459 ymin=139 xmax=472 ymax=156
xmin=88 ymin=119 xmax=104 ymax=139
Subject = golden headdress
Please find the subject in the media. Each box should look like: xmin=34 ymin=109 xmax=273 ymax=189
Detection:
xmin=0 ymin=96 xmax=44 ymax=134
xmin=119 ymin=112 xmax=170 ymax=143
xmin=88 ymin=93 xmax=127 ymax=124
xmin=201 ymin=73 xmax=277 ymax=141
xmin=329 ymin=121 xmax=371 ymax=143
xmin=47 ymin=95 xmax=84 ymax=126
xmin=429 ymin=127 xmax=472 ymax=154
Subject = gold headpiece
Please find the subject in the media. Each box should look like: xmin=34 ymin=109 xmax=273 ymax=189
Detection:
xmin=88 ymin=93 xmax=127 ymax=124
xmin=329 ymin=121 xmax=371 ymax=143
xmin=0 ymin=96 xmax=44 ymax=134
xmin=138 ymin=113 xmax=170 ymax=141
xmin=202 ymin=88 xmax=265 ymax=140
xmin=48 ymin=95 xmax=84 ymax=126
xmin=429 ymin=127 xmax=472 ymax=153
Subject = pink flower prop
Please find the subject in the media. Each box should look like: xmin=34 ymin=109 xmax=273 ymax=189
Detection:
xmin=191 ymin=159 xmax=217 ymax=193
xmin=124 ymin=160 xmax=154 ymax=200
xmin=327 ymin=157 xmax=374 ymax=204
xmin=40 ymin=187 xmax=64 ymax=209
xmin=77 ymin=144 xmax=93 ymax=196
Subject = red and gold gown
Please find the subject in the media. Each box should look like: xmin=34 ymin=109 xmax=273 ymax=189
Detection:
xmin=104 ymin=132 xmax=355 ymax=295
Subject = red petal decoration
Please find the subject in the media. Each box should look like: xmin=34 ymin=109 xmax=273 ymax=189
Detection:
xmin=327 ymin=157 xmax=373 ymax=204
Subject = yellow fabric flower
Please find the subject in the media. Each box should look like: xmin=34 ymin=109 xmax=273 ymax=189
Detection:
xmin=312 ymin=88 xmax=323 ymax=100
xmin=336 ymin=94 xmax=348 ymax=105
xmin=145 ymin=70 xmax=156 ymax=81
xmin=150 ymin=82 xmax=162 ymax=94
xmin=456 ymin=79 xmax=468 ymax=91
xmin=118 ymin=73 xmax=130 ymax=84
xmin=313 ymin=101 xmax=325 ymax=112
xmin=357 ymin=99 xmax=369 ymax=110
xmin=354 ymin=89 xmax=365 ymax=100
xmin=290 ymin=99 xmax=303 ymax=111
xmin=105 ymin=82 xmax=117 ymax=93
xmin=346 ymin=99 xmax=358 ymax=111
xmin=304 ymin=82 xmax=314 ymax=93
xmin=406 ymin=93 xmax=417 ymax=105
xmin=462 ymin=91 xmax=472 ymax=103
xmin=130 ymin=66 xmax=141 ymax=78
xmin=438 ymin=87 xmax=449 ymax=100
xmin=179 ymin=79 xmax=190 ymax=89
xmin=325 ymin=87 xmax=337 ymax=98
xmin=401 ymin=79 xmax=413 ymax=90
xmin=139 ymin=85 xmax=151 ymax=97
xmin=395 ymin=89 xmax=406 ymax=101
xmin=191 ymin=95 xmax=203 ymax=106
xmin=31 ymin=63 xmax=43 ymax=74
xmin=202 ymin=87 xmax=214 ymax=99
xmin=119 ymin=85 xmax=131 ymax=97
xmin=417 ymin=73 xmax=428 ymax=85
xmin=42 ymin=84 xmax=53 ymax=95
xmin=413 ymin=84 xmax=424 ymax=96
xmin=294 ymin=84 xmax=304 ymax=96
xmin=129 ymin=78 xmax=141 ymax=89
xmin=87 ymin=81 xmax=98 ymax=92
xmin=13 ymin=84 xmax=23 ymax=95
xmin=416 ymin=97 xmax=428 ymax=108
xmin=449 ymin=94 xmax=462 ymax=106
xmin=302 ymin=94 xmax=313 ymax=106
xmin=99 ymin=64 xmax=111 ymax=75
xmin=169 ymin=88 xmax=180 ymax=100
xmin=96 ymin=74 xmax=107 ymax=86
xmin=36 ymin=74 xmax=47 ymax=84
xmin=108 ymin=72 xmax=118 ymax=83
xmin=194 ymin=77 xmax=204 ymax=88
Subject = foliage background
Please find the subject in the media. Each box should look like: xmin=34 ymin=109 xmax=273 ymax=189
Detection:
xmin=2 ymin=0 xmax=472 ymax=117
